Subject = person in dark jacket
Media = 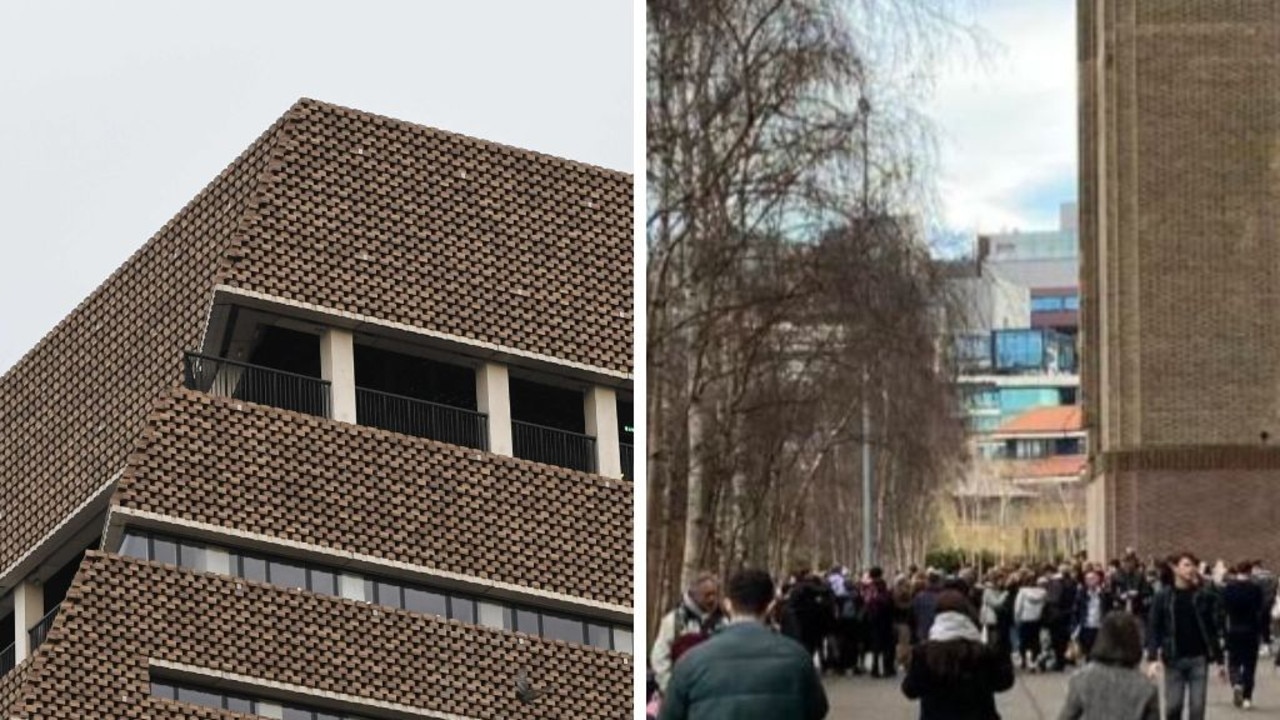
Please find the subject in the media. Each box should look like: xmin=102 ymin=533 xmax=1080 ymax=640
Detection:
xmin=781 ymin=569 xmax=835 ymax=667
xmin=902 ymin=589 xmax=1014 ymax=720
xmin=660 ymin=568 xmax=828 ymax=720
xmin=862 ymin=567 xmax=896 ymax=678
xmin=911 ymin=571 xmax=944 ymax=643
xmin=1072 ymin=569 xmax=1114 ymax=659
xmin=1223 ymin=561 xmax=1266 ymax=709
xmin=1144 ymin=552 xmax=1225 ymax=720
xmin=1057 ymin=611 xmax=1159 ymax=720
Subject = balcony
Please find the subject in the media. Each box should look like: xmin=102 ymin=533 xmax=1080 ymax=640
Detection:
xmin=355 ymin=386 xmax=488 ymax=450
xmin=513 ymin=421 xmax=597 ymax=473
xmin=27 ymin=604 xmax=58 ymax=654
xmin=620 ymin=442 xmax=634 ymax=481
xmin=0 ymin=641 xmax=12 ymax=675
xmin=183 ymin=353 xmax=330 ymax=418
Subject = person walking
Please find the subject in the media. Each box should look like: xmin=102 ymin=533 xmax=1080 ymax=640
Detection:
xmin=980 ymin=571 xmax=1008 ymax=651
xmin=781 ymin=568 xmax=835 ymax=669
xmin=1046 ymin=564 xmax=1079 ymax=671
xmin=862 ymin=567 xmax=896 ymax=678
xmin=1015 ymin=576 xmax=1049 ymax=671
xmin=650 ymin=572 xmax=728 ymax=696
xmin=1144 ymin=553 xmax=1225 ymax=720
xmin=659 ymin=568 xmax=828 ymax=720
xmin=1223 ymin=561 xmax=1266 ymax=709
xmin=911 ymin=570 xmax=944 ymax=644
xmin=1057 ymin=611 xmax=1159 ymax=720
xmin=901 ymin=589 xmax=1014 ymax=719
xmin=1073 ymin=569 xmax=1114 ymax=659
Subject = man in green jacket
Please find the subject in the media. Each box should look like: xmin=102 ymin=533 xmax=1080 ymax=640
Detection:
xmin=659 ymin=568 xmax=829 ymax=720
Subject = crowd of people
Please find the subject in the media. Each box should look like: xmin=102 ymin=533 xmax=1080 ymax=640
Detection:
xmin=648 ymin=548 xmax=1280 ymax=719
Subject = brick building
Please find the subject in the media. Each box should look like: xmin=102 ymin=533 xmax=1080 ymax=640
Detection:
xmin=0 ymin=99 xmax=633 ymax=718
xmin=1080 ymin=2 xmax=1280 ymax=561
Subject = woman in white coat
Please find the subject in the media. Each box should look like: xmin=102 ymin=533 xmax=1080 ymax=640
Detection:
xmin=1014 ymin=576 xmax=1048 ymax=671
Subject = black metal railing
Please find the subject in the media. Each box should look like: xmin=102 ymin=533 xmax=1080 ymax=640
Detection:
xmin=355 ymin=387 xmax=488 ymax=450
xmin=183 ymin=353 xmax=330 ymax=418
xmin=27 ymin=604 xmax=58 ymax=653
xmin=620 ymin=442 xmax=634 ymax=481
xmin=0 ymin=641 xmax=13 ymax=676
xmin=512 ymin=421 xmax=596 ymax=473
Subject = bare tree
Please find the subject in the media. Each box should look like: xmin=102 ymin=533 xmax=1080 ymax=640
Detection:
xmin=647 ymin=0 xmax=978 ymax=640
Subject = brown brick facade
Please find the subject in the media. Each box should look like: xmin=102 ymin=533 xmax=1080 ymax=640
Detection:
xmin=224 ymin=99 xmax=633 ymax=375
xmin=11 ymin=554 xmax=628 ymax=720
xmin=1 ymin=101 xmax=632 ymax=718
xmin=116 ymin=388 xmax=632 ymax=607
xmin=0 ymin=118 xmax=284 ymax=573
xmin=1080 ymin=1 xmax=1280 ymax=558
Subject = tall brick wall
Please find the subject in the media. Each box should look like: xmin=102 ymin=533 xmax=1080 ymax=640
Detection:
xmin=1082 ymin=0 xmax=1280 ymax=558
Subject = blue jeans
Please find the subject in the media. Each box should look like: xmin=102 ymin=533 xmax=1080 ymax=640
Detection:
xmin=1164 ymin=656 xmax=1207 ymax=720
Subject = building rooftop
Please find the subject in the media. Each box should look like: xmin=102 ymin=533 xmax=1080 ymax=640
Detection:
xmin=995 ymin=405 xmax=1082 ymax=435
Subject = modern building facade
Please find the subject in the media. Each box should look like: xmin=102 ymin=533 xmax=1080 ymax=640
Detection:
xmin=1080 ymin=1 xmax=1280 ymax=561
xmin=948 ymin=206 xmax=1084 ymax=561
xmin=978 ymin=203 xmax=1079 ymax=294
xmin=0 ymin=99 xmax=633 ymax=718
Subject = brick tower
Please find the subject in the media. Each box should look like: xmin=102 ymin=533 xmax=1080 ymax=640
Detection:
xmin=1080 ymin=1 xmax=1280 ymax=561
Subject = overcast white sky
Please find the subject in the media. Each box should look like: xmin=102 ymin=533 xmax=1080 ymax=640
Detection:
xmin=0 ymin=0 xmax=632 ymax=375
xmin=927 ymin=0 xmax=1076 ymax=240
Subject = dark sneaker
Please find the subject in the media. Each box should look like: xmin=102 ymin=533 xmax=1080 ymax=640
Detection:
xmin=1234 ymin=685 xmax=1244 ymax=708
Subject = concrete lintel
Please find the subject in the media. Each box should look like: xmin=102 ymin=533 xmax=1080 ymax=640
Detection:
xmin=212 ymin=285 xmax=632 ymax=386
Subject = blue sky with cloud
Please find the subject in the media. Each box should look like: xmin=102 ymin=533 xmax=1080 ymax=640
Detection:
xmin=925 ymin=0 xmax=1077 ymax=241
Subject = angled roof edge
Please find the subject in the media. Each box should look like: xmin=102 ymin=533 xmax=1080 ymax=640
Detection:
xmin=289 ymin=97 xmax=631 ymax=180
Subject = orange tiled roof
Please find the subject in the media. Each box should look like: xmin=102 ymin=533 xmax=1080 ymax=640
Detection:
xmin=996 ymin=405 xmax=1082 ymax=434
xmin=1002 ymin=454 xmax=1087 ymax=480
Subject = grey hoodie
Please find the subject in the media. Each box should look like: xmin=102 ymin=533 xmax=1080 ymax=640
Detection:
xmin=1015 ymin=586 xmax=1047 ymax=623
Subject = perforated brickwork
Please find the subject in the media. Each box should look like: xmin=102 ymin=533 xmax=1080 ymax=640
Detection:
xmin=0 ymin=118 xmax=286 ymax=573
xmin=224 ymin=99 xmax=633 ymax=374
xmin=10 ymin=553 xmax=629 ymax=719
xmin=114 ymin=388 xmax=632 ymax=607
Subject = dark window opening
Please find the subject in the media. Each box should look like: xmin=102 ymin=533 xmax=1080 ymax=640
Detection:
xmin=510 ymin=378 xmax=584 ymax=433
xmin=510 ymin=377 xmax=594 ymax=471
xmin=188 ymin=325 xmax=328 ymax=417
xmin=353 ymin=345 xmax=485 ymax=448
xmin=42 ymin=540 xmax=97 ymax=617
xmin=354 ymin=345 xmax=475 ymax=409
xmin=1055 ymin=438 xmax=1083 ymax=455
xmin=617 ymin=400 xmax=634 ymax=446
xmin=248 ymin=326 xmax=321 ymax=378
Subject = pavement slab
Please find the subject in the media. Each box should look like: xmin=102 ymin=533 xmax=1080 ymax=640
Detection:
xmin=825 ymin=659 xmax=1280 ymax=719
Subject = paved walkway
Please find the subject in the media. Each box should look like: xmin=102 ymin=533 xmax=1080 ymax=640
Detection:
xmin=826 ymin=661 xmax=1280 ymax=719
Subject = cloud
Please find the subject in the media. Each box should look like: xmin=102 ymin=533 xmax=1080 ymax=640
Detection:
xmin=925 ymin=0 xmax=1077 ymax=236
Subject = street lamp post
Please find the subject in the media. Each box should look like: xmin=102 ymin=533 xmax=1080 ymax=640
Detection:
xmin=858 ymin=95 xmax=875 ymax=573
